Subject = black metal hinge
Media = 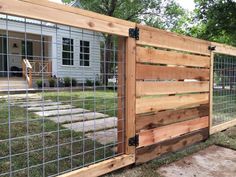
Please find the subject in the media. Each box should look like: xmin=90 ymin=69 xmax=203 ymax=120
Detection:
xmin=208 ymin=46 xmax=216 ymax=51
xmin=128 ymin=134 xmax=139 ymax=147
xmin=129 ymin=27 xmax=139 ymax=40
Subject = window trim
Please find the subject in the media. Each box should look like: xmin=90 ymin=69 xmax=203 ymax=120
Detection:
xmin=62 ymin=37 xmax=74 ymax=66
xmin=79 ymin=40 xmax=91 ymax=67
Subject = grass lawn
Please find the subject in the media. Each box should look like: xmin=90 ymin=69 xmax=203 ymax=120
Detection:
xmin=107 ymin=126 xmax=236 ymax=177
xmin=42 ymin=90 xmax=118 ymax=117
xmin=213 ymin=89 xmax=236 ymax=125
xmin=0 ymin=90 xmax=118 ymax=177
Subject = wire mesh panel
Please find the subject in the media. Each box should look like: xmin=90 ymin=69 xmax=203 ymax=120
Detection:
xmin=213 ymin=54 xmax=236 ymax=126
xmin=0 ymin=14 xmax=126 ymax=177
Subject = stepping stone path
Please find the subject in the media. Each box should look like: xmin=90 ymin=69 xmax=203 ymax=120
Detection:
xmin=34 ymin=108 xmax=88 ymax=117
xmin=63 ymin=117 xmax=117 ymax=132
xmin=48 ymin=112 xmax=109 ymax=123
xmin=28 ymin=105 xmax=74 ymax=111
xmin=86 ymin=128 xmax=117 ymax=145
xmin=6 ymin=94 xmax=118 ymax=145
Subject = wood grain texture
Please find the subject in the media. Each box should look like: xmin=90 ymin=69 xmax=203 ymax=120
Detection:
xmin=212 ymin=42 xmax=236 ymax=56
xmin=136 ymin=128 xmax=209 ymax=164
xmin=138 ymin=116 xmax=209 ymax=148
xmin=117 ymin=37 xmax=125 ymax=153
xmin=0 ymin=0 xmax=134 ymax=36
xmin=209 ymin=52 xmax=214 ymax=132
xmin=136 ymin=81 xmax=209 ymax=96
xmin=137 ymin=24 xmax=211 ymax=56
xmin=59 ymin=154 xmax=135 ymax=177
xmin=136 ymin=46 xmax=210 ymax=68
xmin=210 ymin=119 xmax=236 ymax=135
xmin=136 ymin=93 xmax=209 ymax=114
xmin=20 ymin=0 xmax=134 ymax=27
xmin=136 ymin=105 xmax=209 ymax=132
xmin=125 ymin=38 xmax=136 ymax=154
xmin=136 ymin=64 xmax=210 ymax=81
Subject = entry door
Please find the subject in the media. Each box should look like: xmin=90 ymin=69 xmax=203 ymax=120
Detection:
xmin=0 ymin=36 xmax=7 ymax=77
xmin=21 ymin=40 xmax=33 ymax=59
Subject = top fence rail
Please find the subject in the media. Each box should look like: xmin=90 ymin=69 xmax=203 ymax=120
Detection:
xmin=1 ymin=0 xmax=236 ymax=55
xmin=0 ymin=0 xmax=135 ymax=36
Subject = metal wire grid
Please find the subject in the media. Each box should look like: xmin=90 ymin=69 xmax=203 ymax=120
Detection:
xmin=0 ymin=14 xmax=126 ymax=177
xmin=213 ymin=54 xmax=236 ymax=126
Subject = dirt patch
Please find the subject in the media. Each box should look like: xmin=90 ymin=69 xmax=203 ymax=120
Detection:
xmin=157 ymin=145 xmax=236 ymax=177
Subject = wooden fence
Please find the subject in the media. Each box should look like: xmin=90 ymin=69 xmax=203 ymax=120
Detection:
xmin=1 ymin=0 xmax=236 ymax=176
xmin=134 ymin=25 xmax=210 ymax=163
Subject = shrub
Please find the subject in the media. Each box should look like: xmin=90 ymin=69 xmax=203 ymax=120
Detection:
xmin=72 ymin=78 xmax=77 ymax=87
xmin=95 ymin=80 xmax=101 ymax=86
xmin=36 ymin=80 xmax=43 ymax=88
xmin=48 ymin=78 xmax=56 ymax=87
xmin=64 ymin=77 xmax=71 ymax=87
xmin=85 ymin=79 xmax=101 ymax=86
xmin=85 ymin=79 xmax=94 ymax=86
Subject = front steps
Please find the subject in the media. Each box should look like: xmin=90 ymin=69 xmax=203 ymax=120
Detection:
xmin=0 ymin=77 xmax=29 ymax=91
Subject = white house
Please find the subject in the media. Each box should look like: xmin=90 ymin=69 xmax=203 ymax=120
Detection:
xmin=0 ymin=10 xmax=103 ymax=88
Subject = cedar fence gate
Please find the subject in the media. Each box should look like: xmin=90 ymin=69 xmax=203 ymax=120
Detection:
xmin=0 ymin=0 xmax=236 ymax=177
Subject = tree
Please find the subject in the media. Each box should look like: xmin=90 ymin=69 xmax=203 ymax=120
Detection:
xmin=63 ymin=0 xmax=186 ymax=84
xmin=144 ymin=0 xmax=190 ymax=33
xmin=192 ymin=0 xmax=236 ymax=46
xmin=64 ymin=0 xmax=161 ymax=23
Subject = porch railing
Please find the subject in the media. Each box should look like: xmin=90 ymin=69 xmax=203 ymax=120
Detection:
xmin=22 ymin=59 xmax=33 ymax=88
xmin=29 ymin=60 xmax=52 ymax=77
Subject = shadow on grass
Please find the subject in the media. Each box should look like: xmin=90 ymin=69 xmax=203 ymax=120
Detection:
xmin=0 ymin=99 xmax=115 ymax=177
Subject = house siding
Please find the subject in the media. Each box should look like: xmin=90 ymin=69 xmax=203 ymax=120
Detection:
xmin=55 ymin=25 xmax=101 ymax=83
xmin=0 ymin=18 xmax=102 ymax=83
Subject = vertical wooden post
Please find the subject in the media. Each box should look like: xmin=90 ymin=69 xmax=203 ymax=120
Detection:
xmin=48 ymin=60 xmax=52 ymax=77
xmin=117 ymin=37 xmax=125 ymax=153
xmin=125 ymin=37 xmax=136 ymax=155
xmin=22 ymin=60 xmax=25 ymax=79
xmin=29 ymin=68 xmax=33 ymax=88
xmin=209 ymin=52 xmax=214 ymax=134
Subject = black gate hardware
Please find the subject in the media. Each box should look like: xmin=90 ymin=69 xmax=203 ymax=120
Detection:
xmin=129 ymin=27 xmax=139 ymax=40
xmin=128 ymin=134 xmax=139 ymax=147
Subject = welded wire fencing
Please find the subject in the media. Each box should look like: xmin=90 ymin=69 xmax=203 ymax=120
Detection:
xmin=213 ymin=54 xmax=236 ymax=126
xmin=0 ymin=14 xmax=125 ymax=177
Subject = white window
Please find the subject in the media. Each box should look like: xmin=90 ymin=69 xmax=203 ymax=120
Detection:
xmin=80 ymin=40 xmax=90 ymax=66
xmin=62 ymin=38 xmax=74 ymax=65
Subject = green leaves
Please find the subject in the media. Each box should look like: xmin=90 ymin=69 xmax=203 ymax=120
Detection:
xmin=63 ymin=0 xmax=236 ymax=46
xmin=194 ymin=0 xmax=236 ymax=46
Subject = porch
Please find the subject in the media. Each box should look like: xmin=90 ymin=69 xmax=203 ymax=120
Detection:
xmin=0 ymin=30 xmax=53 ymax=89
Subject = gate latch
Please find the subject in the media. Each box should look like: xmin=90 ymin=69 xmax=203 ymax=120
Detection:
xmin=129 ymin=27 xmax=139 ymax=40
xmin=208 ymin=46 xmax=216 ymax=51
xmin=128 ymin=134 xmax=139 ymax=147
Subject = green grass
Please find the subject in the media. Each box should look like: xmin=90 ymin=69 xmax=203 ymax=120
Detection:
xmin=107 ymin=126 xmax=236 ymax=177
xmin=42 ymin=90 xmax=118 ymax=117
xmin=0 ymin=91 xmax=117 ymax=177
xmin=213 ymin=89 xmax=236 ymax=125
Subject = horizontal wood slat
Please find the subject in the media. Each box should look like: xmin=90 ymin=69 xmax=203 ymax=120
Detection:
xmin=136 ymin=81 xmax=209 ymax=96
xmin=136 ymin=93 xmax=209 ymax=114
xmin=210 ymin=119 xmax=236 ymax=135
xmin=137 ymin=24 xmax=211 ymax=56
xmin=136 ymin=105 xmax=209 ymax=132
xmin=20 ymin=0 xmax=134 ymax=28
xmin=136 ymin=46 xmax=210 ymax=68
xmin=59 ymin=155 xmax=135 ymax=177
xmin=211 ymin=42 xmax=236 ymax=56
xmin=136 ymin=64 xmax=210 ymax=81
xmin=138 ymin=116 xmax=209 ymax=148
xmin=0 ymin=0 xmax=134 ymax=36
xmin=136 ymin=128 xmax=209 ymax=164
